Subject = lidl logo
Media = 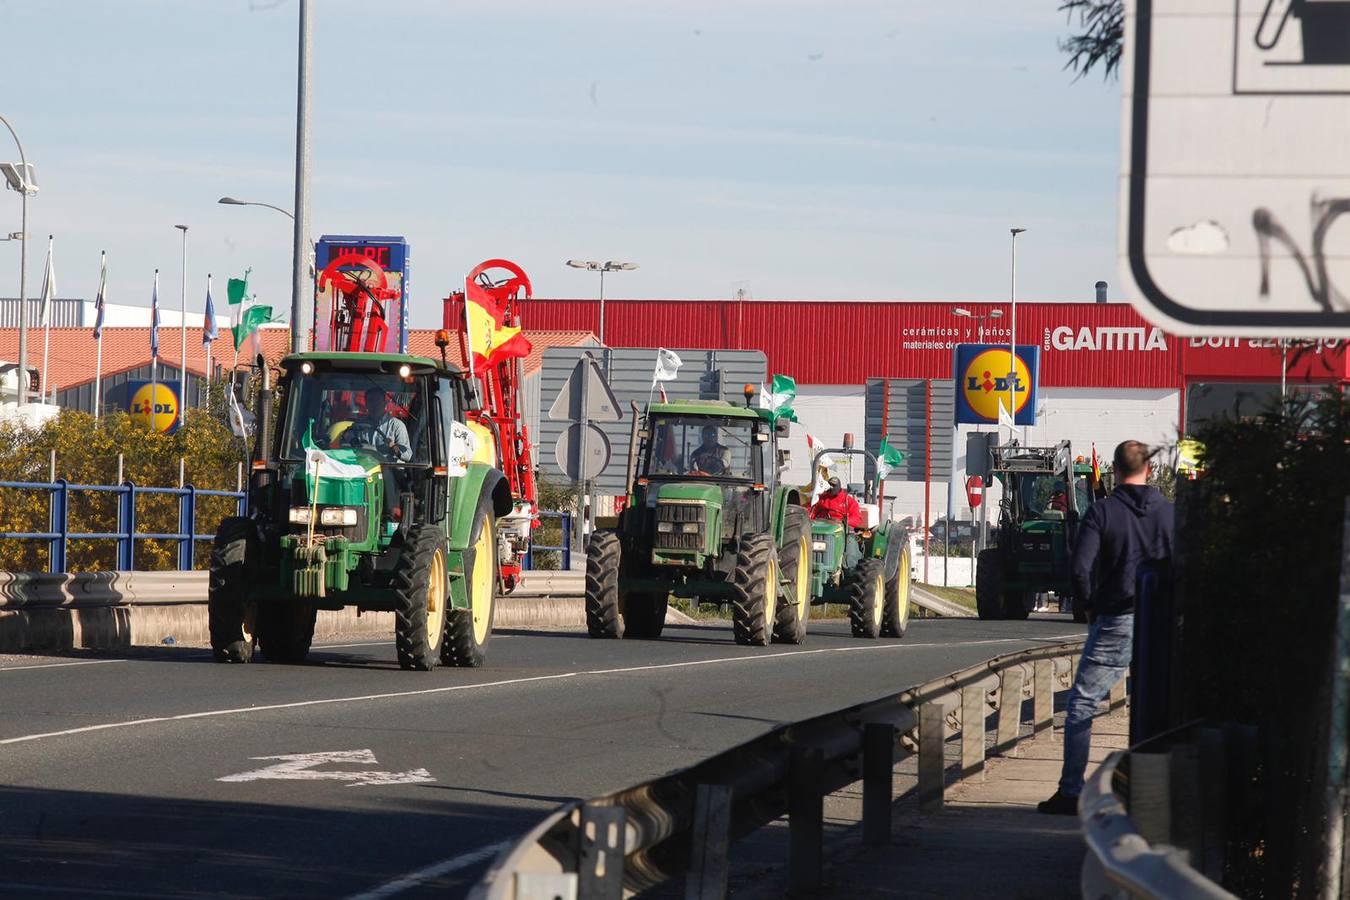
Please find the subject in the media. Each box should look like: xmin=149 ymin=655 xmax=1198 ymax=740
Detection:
xmin=953 ymin=344 xmax=1039 ymax=426
xmin=128 ymin=382 xmax=180 ymax=434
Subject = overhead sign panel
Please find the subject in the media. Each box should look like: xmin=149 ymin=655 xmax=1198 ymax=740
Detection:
xmin=1122 ymin=0 xmax=1350 ymax=336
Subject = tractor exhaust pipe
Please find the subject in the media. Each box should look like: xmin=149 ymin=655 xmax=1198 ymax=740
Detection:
xmin=626 ymin=401 xmax=641 ymax=496
xmin=254 ymin=356 xmax=273 ymax=467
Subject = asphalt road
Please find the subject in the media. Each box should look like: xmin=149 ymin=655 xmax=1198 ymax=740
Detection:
xmin=0 ymin=616 xmax=1083 ymax=899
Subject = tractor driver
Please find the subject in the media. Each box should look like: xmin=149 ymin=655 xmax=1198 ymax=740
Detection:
xmin=811 ymin=477 xmax=864 ymax=529
xmin=689 ymin=425 xmax=732 ymax=476
xmin=345 ymin=387 xmax=412 ymax=463
xmin=1048 ymin=480 xmax=1070 ymax=513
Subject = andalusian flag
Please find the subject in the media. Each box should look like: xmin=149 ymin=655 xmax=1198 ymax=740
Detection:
xmin=301 ymin=422 xmax=373 ymax=495
xmin=233 ymin=304 xmax=274 ymax=351
xmin=876 ymin=438 xmax=904 ymax=480
xmin=466 ymin=274 xmax=531 ymax=367
xmin=759 ymin=373 xmax=798 ymax=422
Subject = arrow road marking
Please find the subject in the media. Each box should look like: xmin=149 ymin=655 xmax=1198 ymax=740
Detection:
xmin=218 ymin=749 xmax=434 ymax=787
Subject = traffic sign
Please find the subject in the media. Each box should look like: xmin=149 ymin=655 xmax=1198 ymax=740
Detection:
xmin=1123 ymin=0 xmax=1350 ymax=336
xmin=548 ymin=355 xmax=622 ymax=423
xmin=555 ymin=422 xmax=611 ymax=482
xmin=965 ymin=476 xmax=983 ymax=509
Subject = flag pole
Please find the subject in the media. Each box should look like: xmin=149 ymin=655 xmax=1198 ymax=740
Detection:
xmin=204 ymin=273 xmax=213 ymax=407
xmin=176 ymin=225 xmax=188 ymax=413
xmin=93 ymin=251 xmax=106 ymax=420
xmin=40 ymin=235 xmax=52 ymax=406
xmin=151 ymin=269 xmax=159 ymax=425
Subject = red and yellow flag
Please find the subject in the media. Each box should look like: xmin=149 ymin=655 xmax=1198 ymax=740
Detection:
xmin=1091 ymin=442 xmax=1102 ymax=488
xmin=465 ymin=276 xmax=531 ymax=368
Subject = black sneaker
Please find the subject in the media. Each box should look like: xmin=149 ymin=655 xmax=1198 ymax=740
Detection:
xmin=1037 ymin=791 xmax=1078 ymax=815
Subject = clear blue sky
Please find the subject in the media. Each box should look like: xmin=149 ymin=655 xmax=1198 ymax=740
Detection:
xmin=0 ymin=0 xmax=1120 ymax=328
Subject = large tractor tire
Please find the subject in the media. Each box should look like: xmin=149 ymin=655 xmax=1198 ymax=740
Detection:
xmin=731 ymin=533 xmax=779 ymax=647
xmin=773 ymin=506 xmax=811 ymax=645
xmin=585 ymin=531 xmax=624 ymax=639
xmin=209 ymin=517 xmax=259 ymax=663
xmin=975 ymin=549 xmax=1006 ymax=621
xmin=443 ymin=505 xmax=497 ymax=667
xmin=394 ymin=524 xmax=450 ymax=671
xmin=257 ymin=601 xmax=317 ymax=664
xmin=847 ymin=558 xmax=886 ymax=639
xmin=1004 ymin=590 xmax=1032 ymax=621
xmin=623 ymin=589 xmax=668 ymax=640
xmin=881 ymin=544 xmax=912 ymax=638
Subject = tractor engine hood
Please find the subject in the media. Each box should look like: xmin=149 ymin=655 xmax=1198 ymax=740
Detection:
xmin=650 ymin=482 xmax=725 ymax=507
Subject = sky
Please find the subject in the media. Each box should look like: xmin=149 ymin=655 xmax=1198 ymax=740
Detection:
xmin=0 ymin=0 xmax=1121 ymax=330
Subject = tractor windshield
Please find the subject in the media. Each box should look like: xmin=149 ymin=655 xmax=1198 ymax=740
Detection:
xmin=279 ymin=370 xmax=432 ymax=465
xmin=644 ymin=415 xmax=762 ymax=482
xmin=1017 ymin=473 xmax=1073 ymax=519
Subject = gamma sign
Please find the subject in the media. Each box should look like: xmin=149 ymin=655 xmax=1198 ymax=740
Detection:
xmin=1122 ymin=0 xmax=1350 ymax=337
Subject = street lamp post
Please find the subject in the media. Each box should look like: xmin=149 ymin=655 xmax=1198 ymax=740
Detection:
xmin=565 ymin=260 xmax=638 ymax=346
xmin=1008 ymin=228 xmax=1027 ymax=438
xmin=291 ymin=0 xmax=313 ymax=356
xmin=952 ymin=307 xmax=1005 ymax=343
xmin=0 ymin=114 xmax=36 ymax=405
xmin=176 ymin=225 xmax=188 ymax=412
xmin=218 ymin=197 xmax=295 ymax=221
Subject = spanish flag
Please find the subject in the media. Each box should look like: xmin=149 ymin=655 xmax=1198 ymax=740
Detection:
xmin=465 ymin=275 xmax=532 ymax=368
xmin=1091 ymin=442 xmax=1102 ymax=488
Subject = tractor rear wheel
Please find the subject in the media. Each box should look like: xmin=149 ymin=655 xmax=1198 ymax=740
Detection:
xmin=1003 ymin=590 xmax=1032 ymax=620
xmin=881 ymin=544 xmax=912 ymax=638
xmin=975 ymin=549 xmax=1006 ymax=620
xmin=623 ymin=590 xmax=667 ymax=639
xmin=443 ymin=506 xmax=497 ymax=667
xmin=585 ymin=531 xmax=623 ymax=639
xmin=773 ymin=506 xmax=811 ymax=645
xmin=258 ymin=601 xmax=317 ymax=664
xmin=847 ymin=558 xmax=886 ymax=639
xmin=209 ymin=517 xmax=259 ymax=663
xmin=731 ymin=533 xmax=778 ymax=647
xmin=393 ymin=524 xmax=450 ymax=671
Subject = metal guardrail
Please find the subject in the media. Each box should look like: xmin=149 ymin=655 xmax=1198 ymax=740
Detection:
xmin=470 ymin=639 xmax=1101 ymax=899
xmin=522 ymin=511 xmax=572 ymax=572
xmin=0 ymin=570 xmax=210 ymax=609
xmin=0 ymin=479 xmax=246 ymax=572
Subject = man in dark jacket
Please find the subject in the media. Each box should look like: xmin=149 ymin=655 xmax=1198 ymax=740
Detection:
xmin=1038 ymin=440 xmax=1174 ymax=815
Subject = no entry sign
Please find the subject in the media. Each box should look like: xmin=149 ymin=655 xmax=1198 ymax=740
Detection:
xmin=966 ymin=475 xmax=984 ymax=509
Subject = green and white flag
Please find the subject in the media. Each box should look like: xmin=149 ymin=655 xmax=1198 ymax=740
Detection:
xmin=301 ymin=422 xmax=373 ymax=491
xmin=233 ymin=304 xmax=275 ymax=351
xmin=876 ymin=438 xmax=905 ymax=480
xmin=226 ymin=268 xmax=251 ymax=305
xmin=759 ymin=373 xmax=798 ymax=422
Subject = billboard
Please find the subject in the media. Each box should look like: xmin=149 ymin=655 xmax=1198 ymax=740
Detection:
xmin=953 ymin=343 xmax=1039 ymax=426
xmin=313 ymin=235 xmax=409 ymax=354
xmin=126 ymin=380 xmax=181 ymax=434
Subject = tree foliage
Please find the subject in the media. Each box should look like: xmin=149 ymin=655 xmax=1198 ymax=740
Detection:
xmin=1059 ymin=0 xmax=1124 ymax=80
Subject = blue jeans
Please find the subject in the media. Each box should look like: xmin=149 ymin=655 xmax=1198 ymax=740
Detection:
xmin=1059 ymin=613 xmax=1134 ymax=797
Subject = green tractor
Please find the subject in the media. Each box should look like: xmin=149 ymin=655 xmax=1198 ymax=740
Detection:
xmin=805 ymin=444 xmax=913 ymax=639
xmin=975 ymin=440 xmax=1094 ymax=623
xmin=585 ymin=392 xmax=812 ymax=645
xmin=209 ymin=351 xmax=513 ymax=670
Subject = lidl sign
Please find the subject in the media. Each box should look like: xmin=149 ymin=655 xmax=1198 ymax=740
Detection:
xmin=127 ymin=381 xmax=181 ymax=434
xmin=953 ymin=344 xmax=1039 ymax=426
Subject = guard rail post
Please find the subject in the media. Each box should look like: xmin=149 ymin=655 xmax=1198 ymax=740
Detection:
xmin=686 ymin=783 xmax=732 ymax=900
xmin=48 ymin=478 xmax=68 ymax=573
xmin=961 ymin=684 xmax=986 ymax=779
xmin=117 ymin=481 xmax=136 ymax=571
xmin=1033 ymin=659 xmax=1054 ymax=739
xmin=177 ymin=486 xmax=196 ymax=571
xmin=562 ymin=513 xmax=572 ymax=570
xmin=862 ymin=722 xmax=895 ymax=847
xmin=578 ymin=804 xmax=625 ymax=900
xmin=788 ymin=745 xmax=825 ymax=893
xmin=918 ymin=701 xmax=945 ymax=812
xmin=994 ymin=665 xmax=1024 ymax=754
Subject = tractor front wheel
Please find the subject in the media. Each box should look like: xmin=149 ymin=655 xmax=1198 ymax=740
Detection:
xmin=732 ymin=533 xmax=779 ymax=647
xmin=394 ymin=524 xmax=450 ymax=671
xmin=847 ymin=558 xmax=886 ymax=639
xmin=258 ymin=602 xmax=317 ymax=664
xmin=773 ymin=506 xmax=810 ymax=645
xmin=585 ymin=531 xmax=623 ymax=639
xmin=208 ymin=517 xmax=259 ymax=663
xmin=975 ymin=549 xmax=1006 ymax=621
xmin=623 ymin=590 xmax=668 ymax=639
xmin=443 ymin=506 xmax=497 ymax=667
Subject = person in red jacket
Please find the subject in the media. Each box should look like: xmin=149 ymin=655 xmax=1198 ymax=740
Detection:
xmin=811 ymin=477 xmax=864 ymax=529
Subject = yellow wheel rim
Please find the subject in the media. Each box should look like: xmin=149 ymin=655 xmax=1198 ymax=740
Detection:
xmin=898 ymin=553 xmax=912 ymax=628
xmin=471 ymin=523 xmax=494 ymax=644
xmin=795 ymin=536 xmax=810 ymax=621
xmin=426 ymin=548 xmax=446 ymax=651
xmin=764 ymin=557 xmax=778 ymax=636
xmin=872 ymin=575 xmax=884 ymax=629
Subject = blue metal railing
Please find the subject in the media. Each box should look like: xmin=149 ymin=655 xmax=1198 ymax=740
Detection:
xmin=0 ymin=479 xmax=246 ymax=572
xmin=523 ymin=511 xmax=572 ymax=571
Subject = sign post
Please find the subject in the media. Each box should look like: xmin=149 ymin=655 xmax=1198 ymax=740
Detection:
xmin=548 ymin=353 xmax=622 ymax=554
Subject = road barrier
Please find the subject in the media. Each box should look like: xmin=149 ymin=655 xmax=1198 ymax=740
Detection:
xmin=469 ymin=639 xmax=1103 ymax=899
xmin=522 ymin=511 xmax=572 ymax=571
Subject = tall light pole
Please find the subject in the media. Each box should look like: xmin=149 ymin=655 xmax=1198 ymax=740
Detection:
xmin=218 ymin=197 xmax=295 ymax=221
xmin=175 ymin=225 xmax=189 ymax=412
xmin=952 ymin=307 xmax=1004 ymax=343
xmin=0 ymin=114 xmax=36 ymax=404
xmin=565 ymin=259 xmax=638 ymax=345
xmin=1008 ymin=228 xmax=1026 ymax=437
xmin=291 ymin=0 xmax=313 ymax=356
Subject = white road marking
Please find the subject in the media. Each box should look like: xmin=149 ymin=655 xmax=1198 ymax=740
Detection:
xmin=0 ymin=659 xmax=128 ymax=672
xmin=218 ymin=749 xmax=434 ymax=787
xmin=0 ymin=635 xmax=1079 ymax=748
xmin=344 ymin=839 xmax=513 ymax=900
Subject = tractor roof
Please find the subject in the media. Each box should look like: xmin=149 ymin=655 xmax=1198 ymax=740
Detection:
xmin=281 ymin=350 xmax=462 ymax=375
xmin=648 ymin=399 xmax=764 ymax=420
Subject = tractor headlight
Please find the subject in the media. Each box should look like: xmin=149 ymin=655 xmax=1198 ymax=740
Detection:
xmin=289 ymin=507 xmax=313 ymax=524
xmin=320 ymin=507 xmax=359 ymax=527
xmin=656 ymin=521 xmax=674 ymax=533
xmin=680 ymin=522 xmax=700 ymax=534
xmin=812 ymin=541 xmax=827 ymax=551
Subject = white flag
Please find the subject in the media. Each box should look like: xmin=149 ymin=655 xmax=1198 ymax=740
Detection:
xmin=998 ymin=397 xmax=1017 ymax=431
xmin=38 ymin=236 xmax=55 ymax=327
xmin=447 ymin=421 xmax=479 ymax=477
xmin=305 ymin=445 xmax=371 ymax=482
xmin=806 ymin=433 xmax=834 ymax=470
xmin=652 ymin=347 xmax=682 ymax=384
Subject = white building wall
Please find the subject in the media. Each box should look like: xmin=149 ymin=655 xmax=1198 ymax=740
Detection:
xmin=83 ymin=301 xmax=206 ymax=328
xmin=780 ymin=384 xmax=866 ymax=487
